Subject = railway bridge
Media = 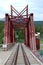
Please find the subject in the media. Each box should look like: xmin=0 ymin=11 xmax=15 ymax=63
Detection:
xmin=4 ymin=5 xmax=37 ymax=51
xmin=1 ymin=5 xmax=43 ymax=65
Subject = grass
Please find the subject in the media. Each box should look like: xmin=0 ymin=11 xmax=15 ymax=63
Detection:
xmin=40 ymin=46 xmax=43 ymax=49
xmin=40 ymin=39 xmax=43 ymax=44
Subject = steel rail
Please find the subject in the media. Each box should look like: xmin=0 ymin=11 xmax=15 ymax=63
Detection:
xmin=21 ymin=45 xmax=31 ymax=65
xmin=5 ymin=44 xmax=31 ymax=65
xmin=5 ymin=44 xmax=19 ymax=65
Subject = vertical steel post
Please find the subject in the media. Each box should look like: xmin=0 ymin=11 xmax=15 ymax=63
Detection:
xmin=30 ymin=13 xmax=36 ymax=51
xmin=4 ymin=14 xmax=11 ymax=44
xmin=24 ymin=27 xmax=28 ymax=46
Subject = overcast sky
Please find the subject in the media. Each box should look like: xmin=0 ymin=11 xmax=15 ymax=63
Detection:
xmin=0 ymin=0 xmax=43 ymax=21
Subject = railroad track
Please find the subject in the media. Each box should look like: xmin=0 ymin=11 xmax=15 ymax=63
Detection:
xmin=21 ymin=45 xmax=30 ymax=65
xmin=5 ymin=44 xmax=19 ymax=65
xmin=5 ymin=44 xmax=30 ymax=65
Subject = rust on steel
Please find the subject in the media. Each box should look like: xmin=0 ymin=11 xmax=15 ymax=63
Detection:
xmin=4 ymin=5 xmax=38 ymax=51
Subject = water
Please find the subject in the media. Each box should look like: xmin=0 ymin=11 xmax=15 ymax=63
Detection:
xmin=38 ymin=50 xmax=43 ymax=57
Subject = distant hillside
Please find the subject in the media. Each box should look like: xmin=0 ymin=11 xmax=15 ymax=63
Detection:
xmin=34 ymin=21 xmax=43 ymax=25
xmin=0 ymin=21 xmax=4 ymax=22
xmin=0 ymin=18 xmax=43 ymax=24
xmin=0 ymin=18 xmax=5 ymax=21
xmin=0 ymin=20 xmax=43 ymax=25
xmin=0 ymin=20 xmax=43 ymax=26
